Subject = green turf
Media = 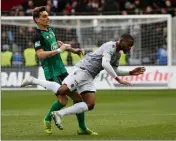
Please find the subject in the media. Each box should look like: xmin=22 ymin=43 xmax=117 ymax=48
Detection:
xmin=1 ymin=90 xmax=176 ymax=140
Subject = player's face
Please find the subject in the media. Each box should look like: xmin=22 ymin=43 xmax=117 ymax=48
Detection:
xmin=119 ymin=39 xmax=134 ymax=54
xmin=36 ymin=11 xmax=50 ymax=27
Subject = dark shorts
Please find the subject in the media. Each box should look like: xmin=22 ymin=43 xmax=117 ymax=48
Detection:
xmin=47 ymin=72 xmax=69 ymax=84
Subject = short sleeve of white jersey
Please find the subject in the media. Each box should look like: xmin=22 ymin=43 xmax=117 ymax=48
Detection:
xmin=102 ymin=42 xmax=116 ymax=61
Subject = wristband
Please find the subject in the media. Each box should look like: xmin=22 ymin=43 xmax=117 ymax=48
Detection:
xmin=57 ymin=48 xmax=64 ymax=53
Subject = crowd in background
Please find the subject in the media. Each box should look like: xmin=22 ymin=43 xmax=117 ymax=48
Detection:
xmin=2 ymin=0 xmax=176 ymax=16
xmin=1 ymin=0 xmax=174 ymax=67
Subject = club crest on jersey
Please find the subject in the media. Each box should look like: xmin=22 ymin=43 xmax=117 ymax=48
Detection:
xmin=51 ymin=42 xmax=58 ymax=50
xmin=35 ymin=41 xmax=41 ymax=48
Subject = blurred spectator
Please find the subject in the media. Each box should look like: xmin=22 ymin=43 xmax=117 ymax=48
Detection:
xmin=75 ymin=0 xmax=91 ymax=15
xmin=124 ymin=1 xmax=135 ymax=14
xmin=103 ymin=0 xmax=119 ymax=15
xmin=174 ymin=8 xmax=176 ymax=17
xmin=160 ymin=8 xmax=167 ymax=14
xmin=14 ymin=27 xmax=27 ymax=53
xmin=9 ymin=10 xmax=16 ymax=16
xmin=24 ymin=40 xmax=37 ymax=66
xmin=165 ymin=0 xmax=173 ymax=15
xmin=46 ymin=5 xmax=55 ymax=15
xmin=134 ymin=0 xmax=142 ymax=14
xmin=26 ymin=27 xmax=35 ymax=38
xmin=62 ymin=23 xmax=77 ymax=42
xmin=64 ymin=3 xmax=73 ymax=15
xmin=2 ymin=0 xmax=26 ymax=11
xmin=18 ymin=10 xmax=25 ymax=16
xmin=157 ymin=45 xmax=168 ymax=65
xmin=55 ymin=0 xmax=67 ymax=15
xmin=144 ymin=6 xmax=154 ymax=14
xmin=1 ymin=31 xmax=11 ymax=52
xmin=25 ymin=0 xmax=34 ymax=15
xmin=1 ymin=47 xmax=13 ymax=67
xmin=46 ymin=0 xmax=56 ymax=15
xmin=70 ymin=0 xmax=77 ymax=15
xmin=121 ymin=10 xmax=128 ymax=15
xmin=12 ymin=52 xmax=24 ymax=66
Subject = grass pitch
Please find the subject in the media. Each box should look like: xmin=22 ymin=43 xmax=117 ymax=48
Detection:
xmin=1 ymin=90 xmax=176 ymax=140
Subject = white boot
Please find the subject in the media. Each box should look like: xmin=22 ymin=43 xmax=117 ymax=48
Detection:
xmin=21 ymin=76 xmax=35 ymax=87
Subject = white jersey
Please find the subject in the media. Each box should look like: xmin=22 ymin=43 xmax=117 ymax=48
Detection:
xmin=75 ymin=41 xmax=121 ymax=78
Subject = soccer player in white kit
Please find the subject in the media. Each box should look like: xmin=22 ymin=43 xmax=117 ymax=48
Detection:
xmin=21 ymin=34 xmax=145 ymax=130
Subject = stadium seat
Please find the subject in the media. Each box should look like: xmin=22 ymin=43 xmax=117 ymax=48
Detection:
xmin=12 ymin=52 xmax=23 ymax=66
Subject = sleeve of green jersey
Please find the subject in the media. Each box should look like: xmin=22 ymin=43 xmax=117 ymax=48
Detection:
xmin=32 ymin=32 xmax=43 ymax=51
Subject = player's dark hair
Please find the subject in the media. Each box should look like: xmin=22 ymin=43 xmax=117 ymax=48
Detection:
xmin=120 ymin=34 xmax=134 ymax=47
xmin=33 ymin=6 xmax=46 ymax=23
xmin=121 ymin=34 xmax=134 ymax=42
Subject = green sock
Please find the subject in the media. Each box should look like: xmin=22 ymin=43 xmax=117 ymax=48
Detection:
xmin=76 ymin=112 xmax=87 ymax=130
xmin=74 ymin=101 xmax=87 ymax=130
xmin=45 ymin=100 xmax=65 ymax=121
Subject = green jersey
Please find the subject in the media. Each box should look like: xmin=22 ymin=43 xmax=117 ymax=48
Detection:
xmin=32 ymin=27 xmax=67 ymax=80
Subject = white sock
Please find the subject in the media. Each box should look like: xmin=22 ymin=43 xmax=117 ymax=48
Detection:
xmin=57 ymin=102 xmax=88 ymax=117
xmin=32 ymin=78 xmax=60 ymax=93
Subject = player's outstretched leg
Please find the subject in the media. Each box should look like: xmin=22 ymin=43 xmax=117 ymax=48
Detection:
xmin=21 ymin=76 xmax=61 ymax=94
xmin=21 ymin=76 xmax=64 ymax=133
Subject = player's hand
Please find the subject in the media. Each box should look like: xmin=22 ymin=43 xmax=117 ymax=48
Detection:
xmin=129 ymin=67 xmax=146 ymax=75
xmin=57 ymin=41 xmax=64 ymax=47
xmin=115 ymin=77 xmax=132 ymax=86
xmin=59 ymin=44 xmax=71 ymax=52
xmin=72 ymin=48 xmax=84 ymax=57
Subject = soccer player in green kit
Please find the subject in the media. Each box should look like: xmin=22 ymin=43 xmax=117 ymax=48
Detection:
xmin=31 ymin=6 xmax=97 ymax=135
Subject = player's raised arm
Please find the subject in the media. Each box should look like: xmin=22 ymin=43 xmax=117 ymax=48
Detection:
xmin=113 ymin=67 xmax=130 ymax=76
xmin=113 ymin=67 xmax=146 ymax=76
xmin=33 ymin=36 xmax=64 ymax=59
xmin=102 ymin=45 xmax=118 ymax=78
xmin=57 ymin=41 xmax=83 ymax=57
xmin=35 ymin=49 xmax=62 ymax=59
xmin=102 ymin=45 xmax=131 ymax=86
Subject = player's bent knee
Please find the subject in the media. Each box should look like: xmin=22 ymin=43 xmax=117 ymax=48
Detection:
xmin=56 ymin=84 xmax=70 ymax=96
xmin=88 ymin=103 xmax=95 ymax=110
